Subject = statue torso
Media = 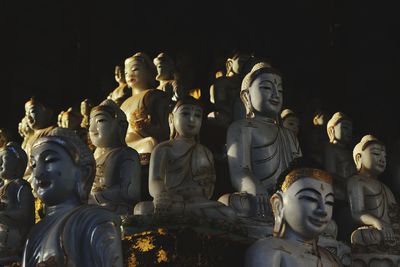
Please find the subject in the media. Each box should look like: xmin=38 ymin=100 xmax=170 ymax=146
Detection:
xmin=325 ymin=143 xmax=356 ymax=178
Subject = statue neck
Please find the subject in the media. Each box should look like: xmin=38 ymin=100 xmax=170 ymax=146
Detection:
xmin=359 ymin=168 xmax=378 ymax=180
xmin=132 ymin=87 xmax=147 ymax=95
xmin=253 ymin=114 xmax=277 ymax=124
xmin=283 ymin=224 xmax=315 ymax=245
xmin=46 ymin=198 xmax=80 ymax=216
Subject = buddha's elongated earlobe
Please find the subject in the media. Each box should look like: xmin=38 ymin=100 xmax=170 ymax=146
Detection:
xmin=271 ymin=192 xmax=285 ymax=237
xmin=240 ymin=90 xmax=255 ymax=119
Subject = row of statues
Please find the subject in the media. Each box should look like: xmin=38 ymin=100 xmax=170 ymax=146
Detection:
xmin=0 ymin=50 xmax=399 ymax=266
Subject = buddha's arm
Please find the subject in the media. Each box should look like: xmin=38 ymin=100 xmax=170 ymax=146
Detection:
xmin=149 ymin=145 xmax=168 ymax=198
xmin=324 ymin=145 xmax=338 ymax=175
xmin=227 ymin=124 xmax=265 ymax=195
xmin=118 ymin=157 xmax=141 ymax=203
xmin=0 ymin=185 xmax=34 ymax=222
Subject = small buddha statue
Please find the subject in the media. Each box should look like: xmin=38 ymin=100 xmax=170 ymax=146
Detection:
xmin=348 ymin=135 xmax=400 ymax=265
xmin=324 ymin=112 xmax=356 ymax=200
xmin=23 ymin=127 xmax=123 ymax=266
xmin=107 ymin=65 xmax=131 ymax=106
xmin=134 ymin=98 xmax=235 ymax=220
xmin=57 ymin=110 xmax=65 ymax=127
xmin=0 ymin=129 xmax=8 ymax=149
xmin=221 ymin=63 xmax=302 ymax=218
xmin=245 ymin=168 xmax=341 ymax=266
xmin=280 ymin=108 xmax=299 ymax=137
xmin=18 ymin=116 xmax=34 ymax=151
xmin=153 ymin=52 xmax=185 ymax=101
xmin=89 ymin=99 xmax=141 ymax=215
xmin=120 ymin=52 xmax=170 ymax=162
xmin=80 ymin=98 xmax=94 ymax=129
xmin=0 ymin=142 xmax=35 ymax=263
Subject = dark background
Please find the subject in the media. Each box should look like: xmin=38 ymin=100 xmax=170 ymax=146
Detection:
xmin=0 ymin=0 xmax=399 ymax=148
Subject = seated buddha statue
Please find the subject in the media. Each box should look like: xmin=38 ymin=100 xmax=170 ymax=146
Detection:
xmin=220 ymin=63 xmax=302 ymax=218
xmin=0 ymin=142 xmax=35 ymax=264
xmin=134 ymin=98 xmax=235 ymax=220
xmin=348 ymin=135 xmax=400 ymax=264
xmin=23 ymin=127 xmax=123 ymax=266
xmin=245 ymin=168 xmax=341 ymax=266
xmin=324 ymin=112 xmax=356 ymax=200
xmin=89 ymin=99 xmax=141 ymax=215
xmin=153 ymin=52 xmax=186 ymax=101
xmin=107 ymin=65 xmax=131 ymax=106
xmin=280 ymin=108 xmax=299 ymax=137
xmin=59 ymin=107 xmax=88 ymax=144
xmin=80 ymin=98 xmax=94 ymax=129
xmin=120 ymin=52 xmax=170 ymax=164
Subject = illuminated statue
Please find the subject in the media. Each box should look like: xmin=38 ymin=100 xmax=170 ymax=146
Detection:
xmin=324 ymin=112 xmax=356 ymax=200
xmin=108 ymin=65 xmax=131 ymax=106
xmin=348 ymin=135 xmax=400 ymax=266
xmin=245 ymin=168 xmax=341 ymax=266
xmin=18 ymin=116 xmax=34 ymax=151
xmin=221 ymin=63 xmax=302 ymax=218
xmin=23 ymin=128 xmax=123 ymax=266
xmin=280 ymin=108 xmax=299 ymax=137
xmin=134 ymin=98 xmax=235 ymax=219
xmin=0 ymin=142 xmax=34 ymax=264
xmin=120 ymin=52 xmax=170 ymax=163
xmin=89 ymin=99 xmax=141 ymax=215
xmin=153 ymin=52 xmax=185 ymax=101
xmin=80 ymin=98 xmax=94 ymax=129
xmin=0 ymin=129 xmax=8 ymax=150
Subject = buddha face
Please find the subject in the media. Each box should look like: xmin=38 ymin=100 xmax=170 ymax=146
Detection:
xmin=89 ymin=110 xmax=119 ymax=148
xmin=360 ymin=143 xmax=386 ymax=176
xmin=282 ymin=177 xmax=334 ymax=240
xmin=248 ymin=73 xmax=283 ymax=118
xmin=81 ymin=100 xmax=92 ymax=116
xmin=114 ymin=65 xmax=125 ymax=84
xmin=172 ymin=104 xmax=203 ymax=138
xmin=283 ymin=116 xmax=299 ymax=136
xmin=333 ymin=120 xmax=352 ymax=144
xmin=125 ymin=62 xmax=151 ymax=89
xmin=229 ymin=54 xmax=251 ymax=75
xmin=155 ymin=61 xmax=173 ymax=81
xmin=62 ymin=113 xmax=81 ymax=130
xmin=0 ymin=150 xmax=17 ymax=181
xmin=30 ymin=142 xmax=81 ymax=206
xmin=25 ymin=103 xmax=47 ymax=130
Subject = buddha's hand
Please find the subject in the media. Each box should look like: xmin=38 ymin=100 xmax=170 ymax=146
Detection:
xmin=255 ymin=194 xmax=270 ymax=219
xmin=154 ymin=192 xmax=173 ymax=214
xmin=377 ymin=222 xmax=396 ymax=245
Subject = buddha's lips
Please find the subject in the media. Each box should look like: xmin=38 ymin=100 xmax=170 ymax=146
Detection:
xmin=308 ymin=216 xmax=328 ymax=227
xmin=269 ymin=100 xmax=280 ymax=105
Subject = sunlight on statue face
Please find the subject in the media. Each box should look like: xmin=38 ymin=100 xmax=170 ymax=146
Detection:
xmin=230 ymin=54 xmax=251 ymax=75
xmin=89 ymin=111 xmax=119 ymax=148
xmin=249 ymin=73 xmax=283 ymax=118
xmin=283 ymin=116 xmax=299 ymax=136
xmin=155 ymin=61 xmax=173 ymax=81
xmin=282 ymin=177 xmax=334 ymax=240
xmin=173 ymin=104 xmax=203 ymax=138
xmin=333 ymin=120 xmax=352 ymax=144
xmin=125 ymin=62 xmax=150 ymax=89
xmin=30 ymin=143 xmax=80 ymax=206
xmin=361 ymin=143 xmax=386 ymax=176
xmin=25 ymin=103 xmax=46 ymax=130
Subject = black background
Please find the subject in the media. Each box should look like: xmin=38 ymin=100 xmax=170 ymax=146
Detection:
xmin=0 ymin=0 xmax=399 ymax=149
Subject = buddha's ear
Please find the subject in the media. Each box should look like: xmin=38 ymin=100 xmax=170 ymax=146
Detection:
xmin=355 ymin=153 xmax=362 ymax=171
xmin=327 ymin=126 xmax=335 ymax=143
xmin=226 ymin=58 xmax=233 ymax=74
xmin=270 ymin=192 xmax=285 ymax=237
xmin=240 ymin=89 xmax=254 ymax=119
xmin=168 ymin=113 xmax=175 ymax=139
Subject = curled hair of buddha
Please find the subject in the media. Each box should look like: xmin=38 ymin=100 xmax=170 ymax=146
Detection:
xmin=353 ymin=135 xmax=385 ymax=171
xmin=90 ymin=99 xmax=128 ymax=145
xmin=326 ymin=112 xmax=352 ymax=143
xmin=32 ymin=127 xmax=96 ymax=203
xmin=3 ymin=142 xmax=28 ymax=179
xmin=169 ymin=97 xmax=203 ymax=140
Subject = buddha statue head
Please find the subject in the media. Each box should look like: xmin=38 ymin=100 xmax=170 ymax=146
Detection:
xmin=281 ymin=109 xmax=299 ymax=136
xmin=80 ymin=99 xmax=93 ymax=118
xmin=0 ymin=142 xmax=28 ymax=181
xmin=30 ymin=128 xmax=95 ymax=205
xmin=61 ymin=107 xmax=83 ymax=130
xmin=124 ymin=52 xmax=157 ymax=90
xmin=18 ymin=116 xmax=33 ymax=139
xmin=153 ymin=53 xmax=175 ymax=81
xmin=225 ymin=50 xmax=254 ymax=77
xmin=89 ymin=99 xmax=128 ymax=148
xmin=0 ymin=129 xmax=8 ymax=149
xmin=270 ymin=168 xmax=334 ymax=240
xmin=240 ymin=62 xmax=283 ymax=120
xmin=114 ymin=65 xmax=126 ymax=85
xmin=353 ymin=135 xmax=386 ymax=176
xmin=24 ymin=97 xmax=52 ymax=130
xmin=169 ymin=97 xmax=203 ymax=141
xmin=313 ymin=110 xmax=327 ymax=126
xmin=326 ymin=112 xmax=352 ymax=145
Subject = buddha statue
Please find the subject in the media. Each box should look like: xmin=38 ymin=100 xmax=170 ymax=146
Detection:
xmin=245 ymin=168 xmax=341 ymax=266
xmin=280 ymin=108 xmax=299 ymax=137
xmin=324 ymin=112 xmax=356 ymax=200
xmin=57 ymin=110 xmax=64 ymax=127
xmin=348 ymin=135 xmax=400 ymax=265
xmin=0 ymin=129 xmax=8 ymax=149
xmin=23 ymin=127 xmax=123 ymax=266
xmin=208 ymin=51 xmax=255 ymax=128
xmin=18 ymin=116 xmax=34 ymax=152
xmin=59 ymin=107 xmax=88 ymax=144
xmin=220 ymin=63 xmax=302 ymax=218
xmin=89 ymin=99 xmax=141 ymax=215
xmin=0 ymin=142 xmax=35 ymax=264
xmin=154 ymin=52 xmax=185 ymax=101
xmin=120 ymin=52 xmax=170 ymax=163
xmin=134 ymin=98 xmax=235 ymax=220
xmin=107 ymin=65 xmax=131 ymax=106
xmin=80 ymin=98 xmax=94 ymax=129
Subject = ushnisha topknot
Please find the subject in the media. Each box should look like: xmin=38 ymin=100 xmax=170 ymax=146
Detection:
xmin=280 ymin=168 xmax=332 ymax=192
xmin=326 ymin=112 xmax=352 ymax=142
xmin=240 ymin=62 xmax=282 ymax=93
